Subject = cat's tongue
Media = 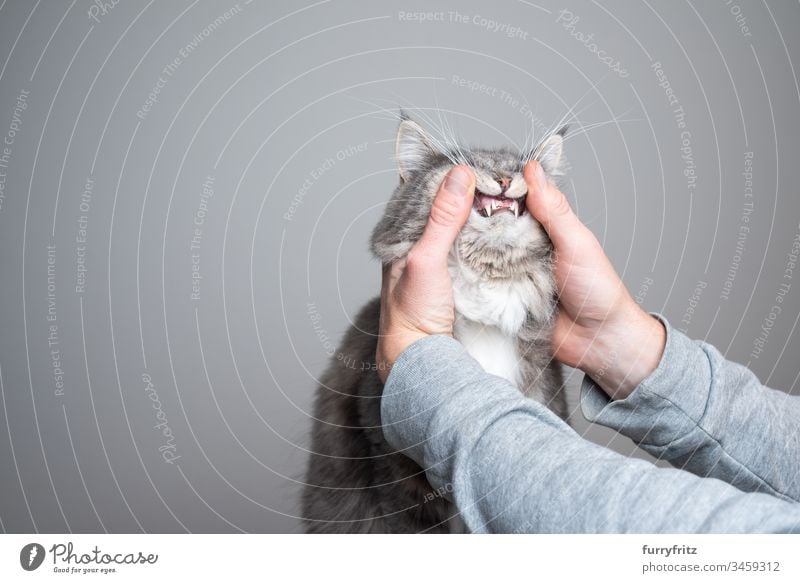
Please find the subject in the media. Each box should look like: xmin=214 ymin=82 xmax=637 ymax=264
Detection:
xmin=475 ymin=193 xmax=523 ymax=218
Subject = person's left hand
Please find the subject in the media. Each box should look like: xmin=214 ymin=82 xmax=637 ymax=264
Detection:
xmin=375 ymin=165 xmax=475 ymax=383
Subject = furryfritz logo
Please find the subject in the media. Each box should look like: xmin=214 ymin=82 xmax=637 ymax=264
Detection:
xmin=20 ymin=543 xmax=46 ymax=571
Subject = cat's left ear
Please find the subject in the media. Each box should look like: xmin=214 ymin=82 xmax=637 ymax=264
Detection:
xmin=533 ymin=126 xmax=567 ymax=175
xmin=395 ymin=119 xmax=437 ymax=182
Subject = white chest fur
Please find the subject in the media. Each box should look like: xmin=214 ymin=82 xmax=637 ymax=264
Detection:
xmin=449 ymin=260 xmax=545 ymax=388
xmin=453 ymin=318 xmax=521 ymax=386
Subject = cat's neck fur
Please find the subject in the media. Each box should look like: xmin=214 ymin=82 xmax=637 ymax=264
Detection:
xmin=448 ymin=249 xmax=555 ymax=387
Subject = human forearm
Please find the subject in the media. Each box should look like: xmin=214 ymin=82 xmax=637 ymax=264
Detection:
xmin=382 ymin=336 xmax=800 ymax=533
xmin=582 ymin=313 xmax=800 ymax=502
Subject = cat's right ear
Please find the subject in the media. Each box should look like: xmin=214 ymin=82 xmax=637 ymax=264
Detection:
xmin=395 ymin=120 xmax=436 ymax=182
xmin=533 ymin=127 xmax=566 ymax=176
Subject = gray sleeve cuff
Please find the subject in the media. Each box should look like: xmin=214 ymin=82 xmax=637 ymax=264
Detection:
xmin=579 ymin=312 xmax=713 ymax=448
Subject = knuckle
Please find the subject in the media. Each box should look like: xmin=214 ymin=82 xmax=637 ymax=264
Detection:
xmin=406 ymin=247 xmax=433 ymax=273
xmin=428 ymin=197 xmax=460 ymax=227
xmin=550 ymin=190 xmax=572 ymax=217
xmin=404 ymin=248 xmax=424 ymax=270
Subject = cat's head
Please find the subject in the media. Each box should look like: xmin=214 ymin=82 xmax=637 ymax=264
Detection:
xmin=370 ymin=116 xmax=566 ymax=278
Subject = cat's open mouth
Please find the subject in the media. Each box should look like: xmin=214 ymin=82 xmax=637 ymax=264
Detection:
xmin=473 ymin=191 xmax=526 ymax=218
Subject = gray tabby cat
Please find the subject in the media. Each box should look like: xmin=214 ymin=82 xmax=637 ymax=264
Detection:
xmin=301 ymin=115 xmax=568 ymax=533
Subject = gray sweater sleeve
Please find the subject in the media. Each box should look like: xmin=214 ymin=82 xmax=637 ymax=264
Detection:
xmin=581 ymin=313 xmax=800 ymax=503
xmin=381 ymin=334 xmax=800 ymax=533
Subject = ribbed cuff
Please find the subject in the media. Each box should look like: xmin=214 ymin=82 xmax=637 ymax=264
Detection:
xmin=580 ymin=312 xmax=713 ymax=447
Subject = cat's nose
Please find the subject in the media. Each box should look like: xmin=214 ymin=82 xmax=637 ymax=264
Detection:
xmin=496 ymin=176 xmax=511 ymax=193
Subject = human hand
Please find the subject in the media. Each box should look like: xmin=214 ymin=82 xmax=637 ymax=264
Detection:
xmin=375 ymin=165 xmax=476 ymax=383
xmin=523 ymin=161 xmax=666 ymax=400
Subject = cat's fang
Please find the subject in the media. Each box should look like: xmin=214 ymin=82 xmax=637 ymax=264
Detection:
xmin=511 ymin=200 xmax=519 ymax=217
xmin=485 ymin=205 xmax=492 ymax=217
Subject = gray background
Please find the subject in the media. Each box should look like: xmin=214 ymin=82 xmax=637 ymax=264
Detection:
xmin=0 ymin=0 xmax=798 ymax=533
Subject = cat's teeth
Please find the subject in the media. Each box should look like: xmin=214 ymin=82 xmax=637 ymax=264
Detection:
xmin=511 ymin=200 xmax=519 ymax=217
xmin=485 ymin=205 xmax=492 ymax=217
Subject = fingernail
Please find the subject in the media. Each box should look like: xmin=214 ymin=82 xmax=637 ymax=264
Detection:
xmin=445 ymin=166 xmax=471 ymax=196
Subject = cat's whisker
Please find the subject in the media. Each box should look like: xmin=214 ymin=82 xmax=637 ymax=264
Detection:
xmin=432 ymin=88 xmax=456 ymax=159
xmin=508 ymin=81 xmax=537 ymax=157
xmin=344 ymin=94 xmax=407 ymax=124
xmin=561 ymin=116 xmax=641 ymax=143
xmin=384 ymin=92 xmax=454 ymax=158
xmin=548 ymin=73 xmax=610 ymax=136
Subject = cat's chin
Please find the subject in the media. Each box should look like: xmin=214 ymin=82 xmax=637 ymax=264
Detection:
xmin=454 ymin=212 xmax=550 ymax=279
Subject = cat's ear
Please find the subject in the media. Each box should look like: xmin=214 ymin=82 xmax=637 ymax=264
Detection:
xmin=395 ymin=119 xmax=436 ymax=181
xmin=533 ymin=126 xmax=567 ymax=175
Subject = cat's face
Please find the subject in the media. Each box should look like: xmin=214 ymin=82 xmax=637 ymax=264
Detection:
xmin=370 ymin=118 xmax=566 ymax=278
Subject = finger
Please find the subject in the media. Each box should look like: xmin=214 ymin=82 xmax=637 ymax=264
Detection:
xmin=380 ymin=261 xmax=392 ymax=301
xmin=412 ymin=165 xmax=475 ymax=264
xmin=378 ymin=261 xmax=397 ymax=332
xmin=380 ymin=259 xmax=404 ymax=303
xmin=523 ymin=160 xmax=588 ymax=254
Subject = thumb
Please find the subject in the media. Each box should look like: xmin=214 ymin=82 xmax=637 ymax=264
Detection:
xmin=412 ymin=165 xmax=475 ymax=264
xmin=523 ymin=160 xmax=587 ymax=255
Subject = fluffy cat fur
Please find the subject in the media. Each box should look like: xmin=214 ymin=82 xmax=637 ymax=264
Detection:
xmin=301 ymin=115 xmax=568 ymax=533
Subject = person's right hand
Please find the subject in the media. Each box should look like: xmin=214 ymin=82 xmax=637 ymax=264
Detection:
xmin=523 ymin=161 xmax=666 ymax=400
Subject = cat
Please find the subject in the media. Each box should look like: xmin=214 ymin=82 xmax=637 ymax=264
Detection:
xmin=301 ymin=114 xmax=569 ymax=533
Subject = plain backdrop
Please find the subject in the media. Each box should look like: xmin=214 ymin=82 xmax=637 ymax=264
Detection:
xmin=0 ymin=0 xmax=798 ymax=533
